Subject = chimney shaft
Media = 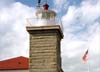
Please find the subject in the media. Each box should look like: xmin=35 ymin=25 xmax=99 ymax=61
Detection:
xmin=26 ymin=25 xmax=63 ymax=72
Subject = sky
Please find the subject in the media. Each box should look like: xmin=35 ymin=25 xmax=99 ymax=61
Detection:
xmin=0 ymin=0 xmax=100 ymax=72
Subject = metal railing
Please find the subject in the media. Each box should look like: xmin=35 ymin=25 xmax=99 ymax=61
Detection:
xmin=26 ymin=18 xmax=63 ymax=31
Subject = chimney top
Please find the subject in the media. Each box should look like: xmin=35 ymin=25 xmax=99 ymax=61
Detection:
xmin=43 ymin=3 xmax=49 ymax=10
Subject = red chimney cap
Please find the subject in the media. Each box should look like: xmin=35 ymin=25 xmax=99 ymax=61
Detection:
xmin=43 ymin=3 xmax=49 ymax=10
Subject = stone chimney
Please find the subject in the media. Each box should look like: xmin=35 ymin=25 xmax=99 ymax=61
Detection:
xmin=26 ymin=25 xmax=63 ymax=72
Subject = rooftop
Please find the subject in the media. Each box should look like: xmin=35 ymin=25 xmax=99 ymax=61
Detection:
xmin=0 ymin=56 xmax=29 ymax=70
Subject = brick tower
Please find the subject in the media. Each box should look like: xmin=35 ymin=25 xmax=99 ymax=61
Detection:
xmin=26 ymin=1 xmax=64 ymax=72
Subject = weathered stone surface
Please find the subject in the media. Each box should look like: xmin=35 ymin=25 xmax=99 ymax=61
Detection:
xmin=26 ymin=25 xmax=63 ymax=72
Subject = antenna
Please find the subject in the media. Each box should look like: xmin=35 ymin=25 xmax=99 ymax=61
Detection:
xmin=37 ymin=0 xmax=41 ymax=7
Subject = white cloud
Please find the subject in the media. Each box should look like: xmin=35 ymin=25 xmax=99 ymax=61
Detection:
xmin=61 ymin=38 xmax=86 ymax=58
xmin=61 ymin=0 xmax=100 ymax=71
xmin=62 ymin=0 xmax=100 ymax=40
xmin=53 ymin=0 xmax=68 ymax=13
xmin=0 ymin=2 xmax=35 ymax=60
xmin=88 ymin=23 xmax=100 ymax=55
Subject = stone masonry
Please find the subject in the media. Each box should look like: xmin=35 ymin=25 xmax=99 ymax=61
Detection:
xmin=26 ymin=25 xmax=63 ymax=72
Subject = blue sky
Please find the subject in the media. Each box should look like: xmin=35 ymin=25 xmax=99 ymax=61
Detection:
xmin=0 ymin=0 xmax=100 ymax=72
xmin=15 ymin=0 xmax=82 ymax=7
xmin=15 ymin=0 xmax=82 ymax=16
xmin=15 ymin=0 xmax=54 ymax=8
